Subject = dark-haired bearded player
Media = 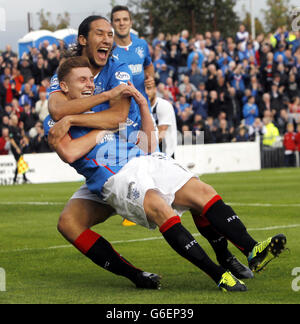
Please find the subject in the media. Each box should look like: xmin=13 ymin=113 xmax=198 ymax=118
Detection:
xmin=47 ymin=16 xmax=253 ymax=289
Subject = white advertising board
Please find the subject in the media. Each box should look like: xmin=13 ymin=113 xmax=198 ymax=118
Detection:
xmin=175 ymin=141 xmax=261 ymax=175
xmin=0 ymin=153 xmax=84 ymax=185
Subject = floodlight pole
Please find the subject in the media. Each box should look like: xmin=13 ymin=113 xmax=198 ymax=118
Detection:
xmin=250 ymin=0 xmax=256 ymax=39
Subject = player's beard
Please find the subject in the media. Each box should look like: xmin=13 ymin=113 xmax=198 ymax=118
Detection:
xmin=84 ymin=43 xmax=109 ymax=72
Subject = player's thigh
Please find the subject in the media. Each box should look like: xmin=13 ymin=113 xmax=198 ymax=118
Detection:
xmin=173 ymin=177 xmax=217 ymax=211
xmin=59 ymin=198 xmax=114 ymax=229
xmin=144 ymin=189 xmax=176 ymax=228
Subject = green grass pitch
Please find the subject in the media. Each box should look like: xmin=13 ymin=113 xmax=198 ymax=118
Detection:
xmin=0 ymin=168 xmax=299 ymax=304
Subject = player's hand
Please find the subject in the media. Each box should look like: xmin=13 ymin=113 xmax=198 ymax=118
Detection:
xmin=127 ymin=81 xmax=147 ymax=108
xmin=144 ymin=76 xmax=155 ymax=88
xmin=48 ymin=116 xmax=71 ymax=150
xmin=107 ymin=83 xmax=133 ymax=101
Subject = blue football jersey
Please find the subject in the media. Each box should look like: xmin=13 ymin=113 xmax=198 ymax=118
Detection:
xmin=49 ymin=57 xmax=141 ymax=133
xmin=45 ymin=57 xmax=146 ymax=197
xmin=112 ymin=36 xmax=152 ymax=101
xmin=44 ymin=113 xmax=146 ymax=198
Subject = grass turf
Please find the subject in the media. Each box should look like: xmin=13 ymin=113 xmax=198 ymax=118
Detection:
xmin=0 ymin=168 xmax=299 ymax=304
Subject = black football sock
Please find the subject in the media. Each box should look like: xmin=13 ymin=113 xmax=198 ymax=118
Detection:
xmin=160 ymin=216 xmax=225 ymax=284
xmin=202 ymin=196 xmax=257 ymax=257
xmin=74 ymin=229 xmax=142 ymax=282
xmin=193 ymin=217 xmax=233 ymax=264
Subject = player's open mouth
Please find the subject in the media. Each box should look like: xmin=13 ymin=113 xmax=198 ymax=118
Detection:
xmin=97 ymin=48 xmax=110 ymax=60
xmin=81 ymin=91 xmax=92 ymax=96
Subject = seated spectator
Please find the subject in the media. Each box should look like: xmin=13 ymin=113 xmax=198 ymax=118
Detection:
xmin=2 ymin=45 xmax=17 ymax=64
xmin=1 ymin=77 xmax=18 ymax=106
xmin=0 ymin=66 xmax=12 ymax=84
xmin=30 ymin=122 xmax=52 ymax=153
xmin=205 ymin=63 xmax=218 ymax=91
xmin=230 ymin=64 xmax=246 ymax=93
xmin=11 ymin=67 xmax=24 ymax=93
xmin=276 ymin=108 xmax=294 ymax=135
xmin=192 ymin=91 xmax=208 ymax=120
xmin=35 ymin=91 xmax=49 ymax=121
xmin=0 ymin=127 xmax=10 ymax=155
xmin=11 ymin=99 xmax=24 ymax=119
xmin=175 ymin=95 xmax=193 ymax=129
xmin=18 ymin=58 xmax=33 ymax=83
xmin=156 ymin=63 xmax=174 ymax=85
xmin=192 ymin=119 xmax=214 ymax=144
xmin=1 ymin=115 xmax=10 ymax=130
xmin=224 ymin=87 xmax=241 ymax=128
xmin=178 ymin=75 xmax=197 ymax=96
xmin=233 ymin=125 xmax=250 ymax=142
xmin=243 ymin=96 xmax=259 ymax=126
xmin=288 ymin=96 xmax=300 ymax=114
xmin=248 ymin=117 xmax=264 ymax=141
xmin=175 ymin=95 xmax=192 ymax=115
xmin=207 ymin=90 xmax=220 ymax=119
xmin=19 ymin=103 xmax=39 ymax=133
xmin=270 ymin=83 xmax=284 ymax=113
xmin=177 ymin=41 xmax=189 ymax=76
xmin=287 ymin=73 xmax=300 ymax=99
xmin=283 ymin=123 xmax=296 ymax=167
xmin=187 ymin=47 xmax=204 ymax=71
xmin=236 ymin=24 xmax=249 ymax=44
xmin=215 ymin=119 xmax=234 ymax=143
xmin=188 ymin=62 xmax=205 ymax=88
xmin=19 ymin=83 xmax=36 ymax=108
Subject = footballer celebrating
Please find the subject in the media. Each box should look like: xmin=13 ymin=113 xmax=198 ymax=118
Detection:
xmin=47 ymin=56 xmax=287 ymax=292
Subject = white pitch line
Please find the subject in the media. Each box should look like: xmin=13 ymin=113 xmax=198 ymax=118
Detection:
xmin=229 ymin=202 xmax=300 ymax=208
xmin=1 ymin=201 xmax=300 ymax=208
xmin=0 ymin=202 xmax=64 ymax=206
xmin=1 ymin=224 xmax=299 ymax=255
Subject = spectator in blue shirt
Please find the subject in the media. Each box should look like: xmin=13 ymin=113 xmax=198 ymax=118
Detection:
xmin=243 ymin=96 xmax=259 ymax=126
xmin=192 ymin=91 xmax=208 ymax=120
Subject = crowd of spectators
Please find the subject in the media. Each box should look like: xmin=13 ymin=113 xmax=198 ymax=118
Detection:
xmin=150 ymin=25 xmax=300 ymax=151
xmin=1 ymin=24 xmax=300 ymax=161
xmin=0 ymin=41 xmax=67 ymax=156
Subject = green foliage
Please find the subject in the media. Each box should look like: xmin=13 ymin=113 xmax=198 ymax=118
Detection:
xmin=242 ymin=12 xmax=265 ymax=36
xmin=36 ymin=9 xmax=70 ymax=32
xmin=126 ymin=0 xmax=239 ymax=39
xmin=263 ymin=0 xmax=291 ymax=32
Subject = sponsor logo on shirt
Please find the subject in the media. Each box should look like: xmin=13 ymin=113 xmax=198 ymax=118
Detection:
xmin=115 ymin=71 xmax=130 ymax=81
xmin=128 ymin=64 xmax=143 ymax=75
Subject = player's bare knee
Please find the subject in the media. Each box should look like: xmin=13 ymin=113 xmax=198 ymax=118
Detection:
xmin=144 ymin=190 xmax=175 ymax=227
xmin=57 ymin=210 xmax=71 ymax=235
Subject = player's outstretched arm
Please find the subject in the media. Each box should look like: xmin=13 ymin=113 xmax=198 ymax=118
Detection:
xmin=48 ymin=84 xmax=131 ymax=122
xmin=66 ymin=95 xmax=131 ymax=130
xmin=48 ymin=121 xmax=106 ymax=164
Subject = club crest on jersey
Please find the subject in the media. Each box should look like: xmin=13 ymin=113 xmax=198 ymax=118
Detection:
xmin=135 ymin=47 xmax=145 ymax=59
xmin=50 ymin=76 xmax=59 ymax=87
xmin=115 ymin=71 xmax=130 ymax=81
xmin=47 ymin=118 xmax=55 ymax=128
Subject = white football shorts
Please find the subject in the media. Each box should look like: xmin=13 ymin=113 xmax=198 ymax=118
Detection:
xmin=101 ymin=153 xmax=197 ymax=230
xmin=70 ymin=183 xmax=108 ymax=204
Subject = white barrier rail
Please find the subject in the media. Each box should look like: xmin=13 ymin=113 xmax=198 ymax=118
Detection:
xmin=0 ymin=141 xmax=261 ymax=185
xmin=175 ymin=141 xmax=261 ymax=175
xmin=0 ymin=153 xmax=84 ymax=185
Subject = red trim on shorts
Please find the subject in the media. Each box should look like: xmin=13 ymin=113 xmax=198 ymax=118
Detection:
xmin=202 ymin=195 xmax=222 ymax=217
xmin=74 ymin=229 xmax=101 ymax=255
xmin=160 ymin=216 xmax=181 ymax=234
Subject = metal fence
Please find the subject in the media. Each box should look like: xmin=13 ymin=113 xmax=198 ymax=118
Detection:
xmin=261 ymin=139 xmax=300 ymax=169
